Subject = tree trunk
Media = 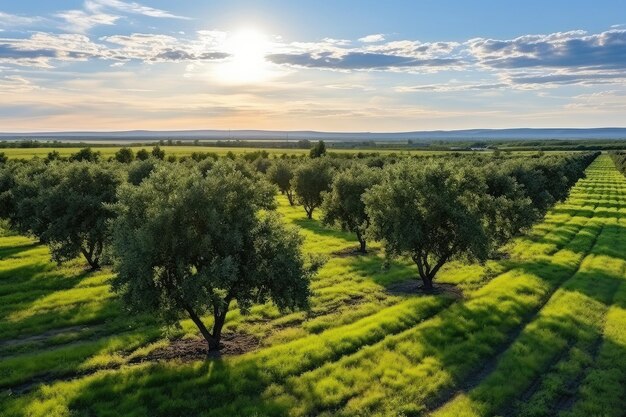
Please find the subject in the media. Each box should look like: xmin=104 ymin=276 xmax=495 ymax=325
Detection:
xmin=356 ymin=231 xmax=367 ymax=253
xmin=286 ymin=190 xmax=295 ymax=206
xmin=183 ymin=304 xmax=219 ymax=352
xmin=421 ymin=274 xmax=434 ymax=291
xmin=80 ymin=244 xmax=100 ymax=270
xmin=305 ymin=207 xmax=313 ymax=219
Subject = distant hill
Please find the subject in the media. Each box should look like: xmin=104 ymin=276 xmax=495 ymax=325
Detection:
xmin=1 ymin=128 xmax=626 ymax=142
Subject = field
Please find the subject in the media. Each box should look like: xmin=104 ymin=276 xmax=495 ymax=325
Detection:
xmin=0 ymin=146 xmax=449 ymax=160
xmin=0 ymin=146 xmax=580 ymax=160
xmin=0 ymin=155 xmax=625 ymax=416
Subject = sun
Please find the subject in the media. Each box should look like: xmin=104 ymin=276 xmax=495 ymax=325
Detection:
xmin=215 ymin=28 xmax=274 ymax=84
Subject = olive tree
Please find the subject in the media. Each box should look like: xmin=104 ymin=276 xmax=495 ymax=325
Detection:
xmin=310 ymin=140 xmax=326 ymax=158
xmin=321 ymin=164 xmax=380 ymax=253
xmin=292 ymin=158 xmax=333 ymax=219
xmin=111 ymin=162 xmax=317 ymax=352
xmin=481 ymin=166 xmax=536 ymax=247
xmin=364 ymin=160 xmax=488 ymax=290
xmin=115 ymin=147 xmax=135 ymax=163
xmin=9 ymin=162 xmax=121 ymax=269
xmin=267 ymin=160 xmax=295 ymax=205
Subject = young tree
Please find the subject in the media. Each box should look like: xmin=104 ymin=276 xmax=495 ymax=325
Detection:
xmin=151 ymin=145 xmax=165 ymax=160
xmin=114 ymin=147 xmax=135 ymax=163
xmin=321 ymin=164 xmax=381 ymax=252
xmin=111 ymin=162 xmax=317 ymax=352
xmin=310 ymin=140 xmax=327 ymax=158
xmin=364 ymin=160 xmax=488 ymax=290
xmin=292 ymin=158 xmax=333 ymax=219
xmin=267 ymin=160 xmax=296 ymax=205
xmin=69 ymin=147 xmax=100 ymax=162
xmin=135 ymin=149 xmax=150 ymax=161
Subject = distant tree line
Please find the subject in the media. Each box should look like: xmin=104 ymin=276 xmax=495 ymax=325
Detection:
xmin=0 ymin=146 xmax=598 ymax=350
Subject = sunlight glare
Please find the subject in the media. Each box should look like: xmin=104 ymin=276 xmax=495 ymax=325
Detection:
xmin=215 ymin=28 xmax=274 ymax=84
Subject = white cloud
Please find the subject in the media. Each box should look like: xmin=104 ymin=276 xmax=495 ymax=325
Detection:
xmin=0 ymin=11 xmax=44 ymax=27
xmin=86 ymin=0 xmax=190 ymax=20
xmin=55 ymin=10 xmax=120 ymax=33
xmin=359 ymin=34 xmax=385 ymax=43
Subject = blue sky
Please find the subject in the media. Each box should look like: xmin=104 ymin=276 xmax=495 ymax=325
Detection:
xmin=1 ymin=0 xmax=625 ymax=131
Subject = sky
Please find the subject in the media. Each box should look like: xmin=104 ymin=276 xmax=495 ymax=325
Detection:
xmin=1 ymin=0 xmax=626 ymax=132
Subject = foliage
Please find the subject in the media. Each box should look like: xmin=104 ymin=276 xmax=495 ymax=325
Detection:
xmin=151 ymin=145 xmax=165 ymax=160
xmin=310 ymin=140 xmax=327 ymax=158
xmin=135 ymin=148 xmax=150 ymax=160
xmin=114 ymin=147 xmax=134 ymax=163
xmin=7 ymin=162 xmax=122 ymax=269
xmin=365 ymin=160 xmax=489 ymax=289
xmin=111 ymin=161 xmax=316 ymax=351
xmin=267 ymin=160 xmax=296 ymax=205
xmin=321 ymin=164 xmax=381 ymax=252
xmin=69 ymin=147 xmax=100 ymax=162
xmin=292 ymin=158 xmax=334 ymax=219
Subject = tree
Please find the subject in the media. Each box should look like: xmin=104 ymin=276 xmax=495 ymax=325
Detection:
xmin=321 ymin=164 xmax=380 ymax=252
xmin=115 ymin=147 xmax=135 ymax=163
xmin=151 ymin=146 xmax=165 ymax=160
xmin=481 ymin=166 xmax=536 ymax=248
xmin=364 ymin=160 xmax=488 ymax=290
xmin=292 ymin=159 xmax=333 ymax=219
xmin=111 ymin=162 xmax=317 ymax=352
xmin=0 ymin=152 xmax=7 ymax=164
xmin=310 ymin=140 xmax=326 ymax=158
xmin=135 ymin=149 xmax=150 ymax=161
xmin=127 ymin=159 xmax=157 ymax=185
xmin=267 ymin=160 xmax=295 ymax=205
xmin=10 ymin=163 xmax=121 ymax=269
xmin=46 ymin=151 xmax=62 ymax=162
xmin=69 ymin=147 xmax=100 ymax=162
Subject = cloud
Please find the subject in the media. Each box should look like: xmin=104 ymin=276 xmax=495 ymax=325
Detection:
xmin=56 ymin=0 xmax=189 ymax=32
xmin=55 ymin=10 xmax=120 ymax=33
xmin=267 ymin=51 xmax=461 ymax=70
xmin=508 ymin=71 xmax=626 ymax=86
xmin=86 ymin=0 xmax=190 ymax=20
xmin=359 ymin=34 xmax=385 ymax=43
xmin=395 ymin=82 xmax=508 ymax=92
xmin=267 ymin=38 xmax=463 ymax=71
xmin=469 ymin=30 xmax=626 ymax=71
xmin=0 ymin=11 xmax=44 ymax=27
xmin=0 ymin=32 xmax=229 ymax=67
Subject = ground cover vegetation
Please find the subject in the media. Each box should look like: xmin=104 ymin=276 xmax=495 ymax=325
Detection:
xmin=1 ymin=148 xmax=622 ymax=417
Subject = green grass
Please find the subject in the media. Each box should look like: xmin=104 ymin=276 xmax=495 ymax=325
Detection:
xmin=0 ymin=156 xmax=624 ymax=416
xmin=0 ymin=146 xmax=455 ymax=160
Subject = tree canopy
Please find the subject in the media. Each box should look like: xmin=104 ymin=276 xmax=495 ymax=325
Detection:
xmin=364 ymin=160 xmax=490 ymax=290
xmin=321 ymin=164 xmax=381 ymax=252
xmin=292 ymin=158 xmax=334 ymax=219
xmin=111 ymin=161 xmax=317 ymax=351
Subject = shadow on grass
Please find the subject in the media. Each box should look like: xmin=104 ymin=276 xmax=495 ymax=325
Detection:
xmin=0 ymin=243 xmax=39 ymax=261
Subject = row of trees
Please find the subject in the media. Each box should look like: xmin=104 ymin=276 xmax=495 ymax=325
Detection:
xmin=267 ymin=153 xmax=598 ymax=289
xmin=0 ymin=150 xmax=597 ymax=349
xmin=0 ymin=158 xmax=320 ymax=351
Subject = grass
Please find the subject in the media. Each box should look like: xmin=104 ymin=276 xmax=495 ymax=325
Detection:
xmin=0 ymin=146 xmax=454 ymax=160
xmin=0 ymin=156 xmax=624 ymax=416
xmin=0 ymin=146 xmax=578 ymax=160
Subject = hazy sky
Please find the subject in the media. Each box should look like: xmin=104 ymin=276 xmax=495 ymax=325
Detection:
xmin=1 ymin=0 xmax=626 ymax=132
